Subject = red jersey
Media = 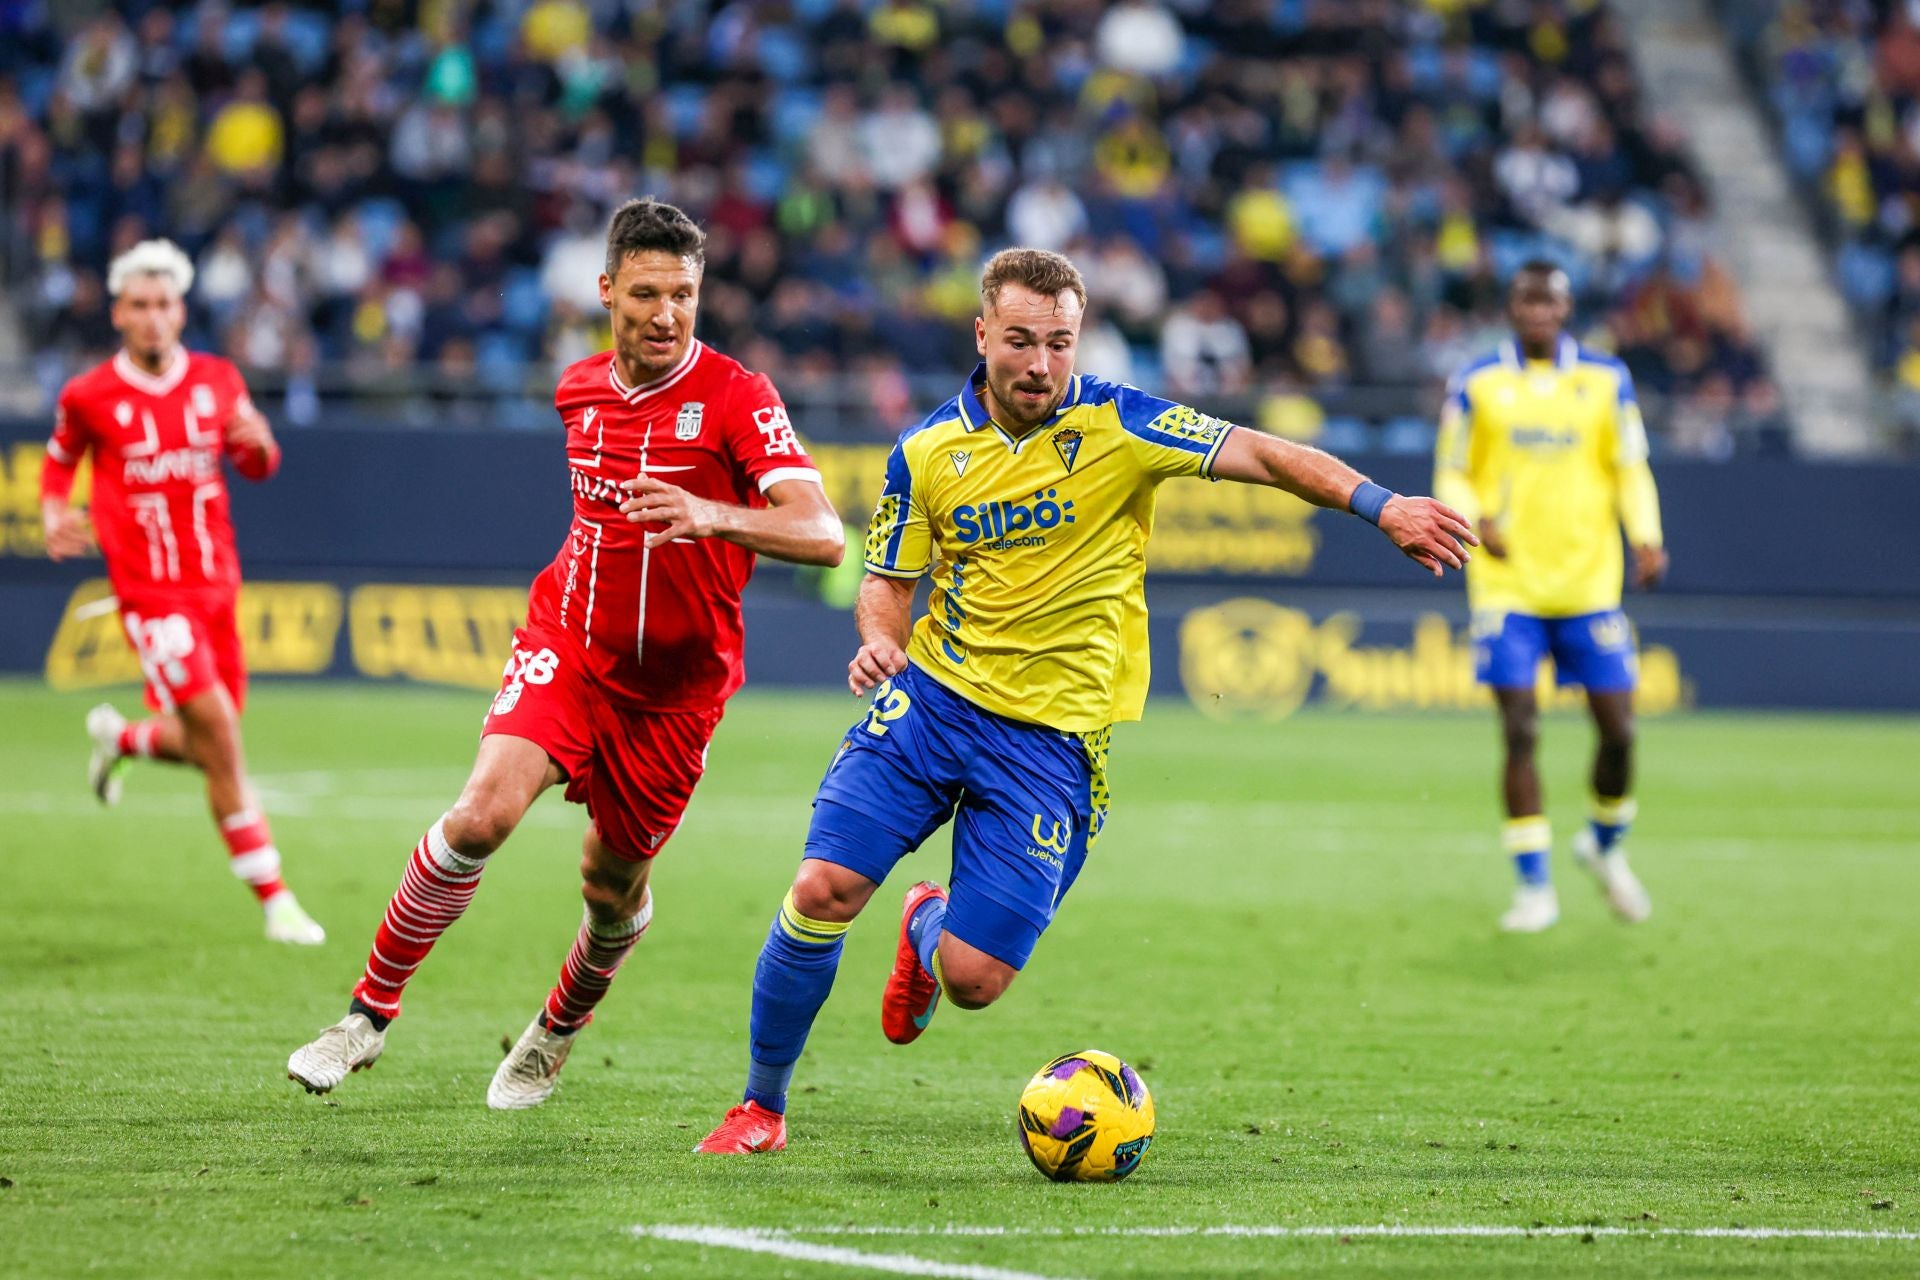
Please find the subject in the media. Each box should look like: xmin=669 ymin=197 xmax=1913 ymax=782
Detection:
xmin=41 ymin=349 xmax=278 ymax=604
xmin=525 ymin=342 xmax=821 ymax=710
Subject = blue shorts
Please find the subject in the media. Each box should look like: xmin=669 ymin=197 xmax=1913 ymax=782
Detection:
xmin=1473 ymin=609 xmax=1637 ymax=693
xmin=806 ymin=662 xmax=1102 ymax=970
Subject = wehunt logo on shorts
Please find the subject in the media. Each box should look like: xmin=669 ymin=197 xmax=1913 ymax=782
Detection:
xmin=952 ymin=490 xmax=1075 ymax=548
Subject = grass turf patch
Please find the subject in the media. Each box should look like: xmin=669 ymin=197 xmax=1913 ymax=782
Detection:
xmin=0 ymin=680 xmax=1915 ymax=1277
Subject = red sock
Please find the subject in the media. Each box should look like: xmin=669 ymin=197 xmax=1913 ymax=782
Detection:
xmin=352 ymin=819 xmax=487 ymax=1021
xmin=118 ymin=721 xmax=160 ymax=758
xmin=542 ymin=894 xmax=653 ymax=1031
xmin=219 ymin=808 xmax=286 ymax=903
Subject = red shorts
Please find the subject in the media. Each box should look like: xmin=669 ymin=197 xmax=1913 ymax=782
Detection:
xmin=120 ymin=594 xmax=247 ymax=715
xmin=480 ymin=627 xmax=723 ymax=861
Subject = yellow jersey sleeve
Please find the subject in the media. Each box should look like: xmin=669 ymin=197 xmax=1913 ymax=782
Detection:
xmin=1607 ymin=374 xmax=1664 ymax=549
xmin=1433 ymin=369 xmax=1481 ymax=524
xmin=1109 ymin=384 xmax=1237 ymax=481
xmin=863 ymin=433 xmax=932 ymax=578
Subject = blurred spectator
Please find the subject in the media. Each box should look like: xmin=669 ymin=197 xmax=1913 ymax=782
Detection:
xmin=542 ymin=204 xmax=610 ymax=314
xmin=1095 ymin=2 xmax=1185 ymax=78
xmin=1084 ymin=236 xmax=1170 ymax=342
xmin=1226 ymin=167 xmax=1297 ymax=264
xmin=860 ymin=88 xmax=941 ymax=190
xmin=1496 ymin=125 xmax=1579 ymax=227
xmin=1077 ymin=317 xmax=1137 ymax=386
xmin=3 ymin=0 xmax=1773 ymax=451
xmin=1358 ymin=289 xmax=1427 ymax=386
xmin=204 ymin=71 xmax=284 ymax=179
xmin=60 ymin=17 xmax=136 ymax=118
xmin=1162 ymin=291 xmax=1252 ymax=398
xmin=1006 ymin=177 xmax=1088 ymax=252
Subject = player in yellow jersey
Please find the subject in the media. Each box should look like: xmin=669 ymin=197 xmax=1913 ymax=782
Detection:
xmin=1434 ymin=261 xmax=1668 ymax=933
xmin=695 ymin=248 xmax=1476 ymax=1153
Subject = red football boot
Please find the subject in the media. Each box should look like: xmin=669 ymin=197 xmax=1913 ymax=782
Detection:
xmin=693 ymin=1101 xmax=787 ymax=1154
xmin=881 ymin=881 xmax=948 ymax=1045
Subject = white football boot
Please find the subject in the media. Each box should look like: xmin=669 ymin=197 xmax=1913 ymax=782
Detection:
xmin=263 ymin=892 xmax=327 ymax=945
xmin=1572 ymin=828 xmax=1652 ymax=923
xmin=85 ymin=703 xmax=129 ymax=806
xmin=287 ymin=1012 xmax=385 ymax=1093
xmin=1499 ymin=884 xmax=1560 ymax=933
xmin=488 ymin=1015 xmax=578 ymax=1111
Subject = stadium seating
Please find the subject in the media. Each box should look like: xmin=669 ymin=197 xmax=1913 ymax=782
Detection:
xmin=0 ymin=0 xmax=1773 ymax=449
xmin=1721 ymin=0 xmax=1920 ymax=443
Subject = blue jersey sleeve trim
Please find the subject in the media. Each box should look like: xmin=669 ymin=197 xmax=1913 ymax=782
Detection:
xmin=877 ymin=443 xmax=916 ymax=568
xmin=870 ymin=408 xmax=957 ymax=573
xmin=863 ymin=561 xmax=925 ymax=580
xmin=1572 ymin=347 xmax=1638 ymax=405
xmin=1198 ymin=422 xmax=1238 ymax=479
xmin=1446 ymin=350 xmax=1504 ymax=415
xmin=1107 ymin=384 xmax=1225 ymax=458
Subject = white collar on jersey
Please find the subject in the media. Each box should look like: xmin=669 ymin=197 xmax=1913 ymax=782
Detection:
xmin=607 ymin=340 xmax=705 ymax=403
xmin=113 ymin=347 xmax=190 ymax=396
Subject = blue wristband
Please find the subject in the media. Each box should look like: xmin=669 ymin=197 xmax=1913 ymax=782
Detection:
xmin=1349 ymin=480 xmax=1394 ymax=526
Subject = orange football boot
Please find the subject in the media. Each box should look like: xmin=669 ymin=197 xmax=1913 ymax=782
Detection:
xmin=693 ymin=1100 xmax=788 ymax=1154
xmin=881 ymin=881 xmax=948 ymax=1045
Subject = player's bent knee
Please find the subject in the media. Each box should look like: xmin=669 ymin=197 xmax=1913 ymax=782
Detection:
xmin=443 ymin=793 xmax=523 ymax=856
xmin=579 ymin=853 xmax=647 ymax=919
xmin=937 ymin=948 xmax=1016 ymax=1010
xmin=790 ymin=859 xmax=874 ymax=924
xmin=580 ymin=874 xmax=636 ymax=921
xmin=942 ymin=968 xmax=1014 ymax=1010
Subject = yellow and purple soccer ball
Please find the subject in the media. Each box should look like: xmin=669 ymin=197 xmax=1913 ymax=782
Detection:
xmin=1015 ymin=1049 xmax=1155 ymax=1182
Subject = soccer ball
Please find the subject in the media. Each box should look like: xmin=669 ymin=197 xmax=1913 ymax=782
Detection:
xmin=1015 ymin=1049 xmax=1155 ymax=1182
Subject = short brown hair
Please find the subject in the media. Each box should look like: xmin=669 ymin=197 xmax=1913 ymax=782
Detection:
xmin=605 ymin=197 xmax=706 ymax=278
xmin=980 ymin=247 xmax=1087 ymax=312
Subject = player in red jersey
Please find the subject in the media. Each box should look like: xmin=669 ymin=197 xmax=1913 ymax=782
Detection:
xmin=39 ymin=239 xmax=326 ymax=946
xmin=286 ymin=198 xmax=844 ymax=1108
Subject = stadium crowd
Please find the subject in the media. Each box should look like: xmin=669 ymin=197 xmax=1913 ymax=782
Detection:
xmin=1726 ymin=0 xmax=1920 ymax=439
xmin=1 ymin=0 xmax=1780 ymax=452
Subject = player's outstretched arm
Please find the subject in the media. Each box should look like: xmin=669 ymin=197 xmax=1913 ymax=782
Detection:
xmin=619 ymin=475 xmax=845 ymax=566
xmin=1209 ymin=427 xmax=1477 ymax=578
xmin=847 ymin=572 xmax=914 ymax=696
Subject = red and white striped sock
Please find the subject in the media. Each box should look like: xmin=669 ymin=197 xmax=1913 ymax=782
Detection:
xmin=541 ymin=893 xmax=653 ymax=1032
xmin=118 ymin=721 xmax=160 ymax=758
xmin=220 ymin=807 xmax=287 ymax=904
xmin=352 ymin=818 xmax=486 ymax=1022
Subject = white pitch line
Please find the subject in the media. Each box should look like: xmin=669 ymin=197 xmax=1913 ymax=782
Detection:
xmin=632 ymin=1226 xmax=1075 ymax=1279
xmin=768 ymin=1223 xmax=1920 ymax=1243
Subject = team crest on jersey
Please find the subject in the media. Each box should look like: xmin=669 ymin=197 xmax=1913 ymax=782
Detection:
xmin=1051 ymin=427 xmax=1083 ymax=474
xmin=950 ymin=450 xmax=971 ymax=478
xmin=190 ymin=384 xmax=216 ymax=417
xmin=675 ymin=401 xmax=704 ymax=441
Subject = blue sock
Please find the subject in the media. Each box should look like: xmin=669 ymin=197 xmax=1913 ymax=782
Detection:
xmin=1589 ymin=795 xmax=1636 ymax=855
xmin=744 ymin=889 xmax=850 ymax=1115
xmin=908 ymin=893 xmax=946 ymax=980
xmin=1503 ymin=816 xmax=1552 ymax=888
xmin=1512 ymin=850 xmax=1549 ymax=886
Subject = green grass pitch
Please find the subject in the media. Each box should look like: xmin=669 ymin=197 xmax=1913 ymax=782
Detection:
xmin=0 ymin=679 xmax=1915 ymax=1278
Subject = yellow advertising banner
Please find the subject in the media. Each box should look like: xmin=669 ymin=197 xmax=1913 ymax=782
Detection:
xmin=1178 ymin=598 xmax=1685 ymax=720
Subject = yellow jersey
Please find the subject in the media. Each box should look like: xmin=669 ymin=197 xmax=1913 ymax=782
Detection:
xmin=1434 ymin=335 xmax=1663 ymax=618
xmin=863 ymin=366 xmax=1234 ymax=732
